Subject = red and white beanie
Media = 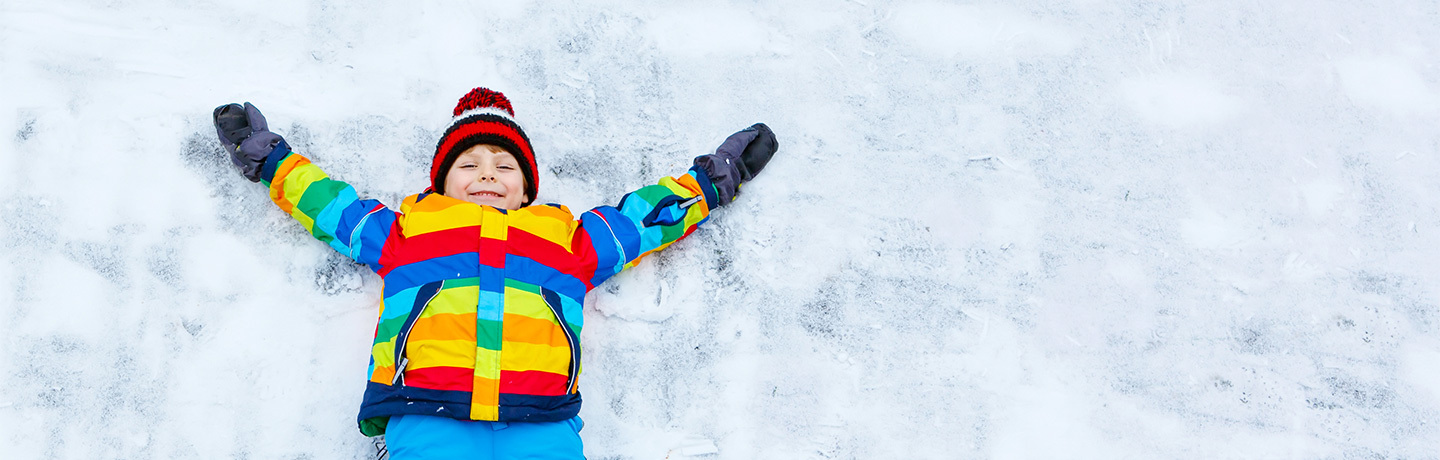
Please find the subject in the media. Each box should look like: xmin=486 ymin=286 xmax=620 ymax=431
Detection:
xmin=430 ymin=87 xmax=538 ymax=205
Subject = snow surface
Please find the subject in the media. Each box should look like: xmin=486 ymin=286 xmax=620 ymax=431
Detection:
xmin=3 ymin=0 xmax=1440 ymax=458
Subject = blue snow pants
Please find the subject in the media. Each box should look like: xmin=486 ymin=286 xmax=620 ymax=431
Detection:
xmin=385 ymin=414 xmax=584 ymax=460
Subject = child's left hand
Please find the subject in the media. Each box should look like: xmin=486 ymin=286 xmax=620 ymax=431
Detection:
xmin=212 ymin=102 xmax=284 ymax=182
xmin=694 ymin=123 xmax=778 ymax=206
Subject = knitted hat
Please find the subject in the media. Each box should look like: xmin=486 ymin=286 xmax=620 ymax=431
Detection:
xmin=431 ymin=87 xmax=538 ymax=205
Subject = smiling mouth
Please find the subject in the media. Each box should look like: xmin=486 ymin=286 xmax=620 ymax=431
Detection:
xmin=469 ymin=191 xmax=504 ymax=198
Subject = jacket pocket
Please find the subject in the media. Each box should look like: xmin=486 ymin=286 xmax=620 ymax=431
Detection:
xmin=391 ymin=281 xmax=444 ymax=386
xmin=540 ymin=288 xmax=581 ymax=394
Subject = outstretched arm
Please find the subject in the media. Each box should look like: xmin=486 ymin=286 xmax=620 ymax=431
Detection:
xmin=214 ymin=103 xmax=397 ymax=272
xmin=577 ymin=123 xmax=778 ymax=287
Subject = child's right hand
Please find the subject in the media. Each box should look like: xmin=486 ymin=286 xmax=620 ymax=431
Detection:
xmin=694 ymin=123 xmax=778 ymax=207
xmin=212 ymin=102 xmax=284 ymax=182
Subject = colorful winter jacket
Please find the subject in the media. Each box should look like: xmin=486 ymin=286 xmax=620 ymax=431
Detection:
xmin=256 ymin=141 xmax=718 ymax=436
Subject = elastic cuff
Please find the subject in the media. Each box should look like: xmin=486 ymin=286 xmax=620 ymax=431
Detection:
xmin=689 ymin=164 xmax=720 ymax=209
xmin=259 ymin=138 xmax=291 ymax=184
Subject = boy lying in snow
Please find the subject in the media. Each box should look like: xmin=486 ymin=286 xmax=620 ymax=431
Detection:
xmin=212 ymin=87 xmax=776 ymax=459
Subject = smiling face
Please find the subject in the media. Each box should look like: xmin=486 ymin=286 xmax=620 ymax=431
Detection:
xmin=442 ymin=144 xmax=529 ymax=210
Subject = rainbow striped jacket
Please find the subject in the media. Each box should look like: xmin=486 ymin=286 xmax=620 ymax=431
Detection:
xmin=257 ymin=141 xmax=718 ymax=436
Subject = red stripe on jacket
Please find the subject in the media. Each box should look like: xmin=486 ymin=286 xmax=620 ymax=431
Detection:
xmin=376 ymin=225 xmax=480 ymax=276
xmin=507 ymin=230 xmax=595 ymax=291
xmin=500 ymin=370 xmax=569 ymax=396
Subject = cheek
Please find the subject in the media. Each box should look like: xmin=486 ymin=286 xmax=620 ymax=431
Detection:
xmin=444 ymin=170 xmax=473 ymax=193
xmin=505 ymin=173 xmax=527 ymax=192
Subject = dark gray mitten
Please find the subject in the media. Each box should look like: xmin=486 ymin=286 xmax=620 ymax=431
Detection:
xmin=694 ymin=123 xmax=778 ymax=206
xmin=213 ymin=102 xmax=283 ymax=182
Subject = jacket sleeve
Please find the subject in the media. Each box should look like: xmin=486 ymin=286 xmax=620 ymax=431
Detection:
xmin=258 ymin=140 xmax=397 ymax=272
xmin=575 ymin=165 xmax=720 ymax=288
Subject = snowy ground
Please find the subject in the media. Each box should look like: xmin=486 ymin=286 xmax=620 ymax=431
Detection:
xmin=3 ymin=0 xmax=1440 ymax=458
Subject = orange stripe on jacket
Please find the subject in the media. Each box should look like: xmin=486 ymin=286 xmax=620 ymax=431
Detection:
xmin=269 ymin=155 xmax=311 ymax=214
xmin=501 ymin=313 xmax=571 ymax=348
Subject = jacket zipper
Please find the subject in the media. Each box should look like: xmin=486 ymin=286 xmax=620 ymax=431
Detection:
xmin=679 ymin=195 xmax=702 ymax=209
xmin=392 ymin=286 xmax=442 ymax=386
xmin=541 ymin=292 xmax=580 ymax=394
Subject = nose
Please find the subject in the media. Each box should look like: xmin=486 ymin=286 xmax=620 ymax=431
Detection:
xmin=477 ymin=165 xmax=498 ymax=182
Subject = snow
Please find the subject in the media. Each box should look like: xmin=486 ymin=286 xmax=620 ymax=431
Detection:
xmin=890 ymin=3 xmax=1078 ymax=57
xmin=1337 ymin=56 xmax=1439 ymax=114
xmin=3 ymin=0 xmax=1439 ymax=458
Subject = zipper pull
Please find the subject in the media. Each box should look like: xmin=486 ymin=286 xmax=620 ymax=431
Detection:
xmin=679 ymin=196 xmax=702 ymax=209
xmin=392 ymin=357 xmax=409 ymax=385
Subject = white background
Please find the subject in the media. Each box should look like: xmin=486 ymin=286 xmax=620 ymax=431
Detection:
xmin=2 ymin=0 xmax=1439 ymax=458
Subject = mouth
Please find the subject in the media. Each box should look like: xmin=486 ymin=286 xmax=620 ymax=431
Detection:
xmin=469 ymin=191 xmax=505 ymax=199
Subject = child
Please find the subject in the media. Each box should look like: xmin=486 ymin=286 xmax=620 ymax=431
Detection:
xmin=212 ymin=87 xmax=777 ymax=459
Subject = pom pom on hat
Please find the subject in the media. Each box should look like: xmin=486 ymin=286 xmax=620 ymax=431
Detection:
xmin=454 ymin=88 xmax=515 ymax=117
xmin=431 ymin=87 xmax=537 ymax=205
